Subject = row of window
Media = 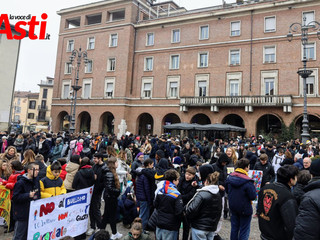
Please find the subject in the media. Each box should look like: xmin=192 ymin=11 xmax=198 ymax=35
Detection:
xmin=61 ymin=68 xmax=318 ymax=100
xmin=144 ymin=11 xmax=315 ymax=45
xmin=66 ymin=33 xmax=118 ymax=52
xmin=65 ymin=41 xmax=316 ymax=74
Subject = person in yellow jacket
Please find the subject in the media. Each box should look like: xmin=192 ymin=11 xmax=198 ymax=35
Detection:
xmin=40 ymin=161 xmax=66 ymax=198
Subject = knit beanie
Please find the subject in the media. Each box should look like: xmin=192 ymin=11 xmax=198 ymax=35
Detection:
xmin=136 ymin=152 xmax=144 ymax=159
xmin=199 ymin=164 xmax=214 ymax=181
xmin=310 ymin=159 xmax=320 ymax=177
xmin=218 ymin=153 xmax=230 ymax=164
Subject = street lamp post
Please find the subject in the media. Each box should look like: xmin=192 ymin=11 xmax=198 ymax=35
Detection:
xmin=287 ymin=17 xmax=320 ymax=144
xmin=69 ymin=48 xmax=88 ymax=133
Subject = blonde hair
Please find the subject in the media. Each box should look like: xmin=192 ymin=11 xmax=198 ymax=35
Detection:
xmin=227 ymin=147 xmax=238 ymax=165
xmin=22 ymin=150 xmax=35 ymax=166
xmin=206 ymin=171 xmax=220 ymax=185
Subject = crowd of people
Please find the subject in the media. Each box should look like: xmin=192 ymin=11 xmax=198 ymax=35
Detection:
xmin=0 ymin=130 xmax=319 ymax=240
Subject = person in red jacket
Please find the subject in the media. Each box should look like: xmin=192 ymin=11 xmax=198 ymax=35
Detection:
xmin=57 ymin=157 xmax=67 ymax=181
xmin=2 ymin=160 xmax=24 ymax=233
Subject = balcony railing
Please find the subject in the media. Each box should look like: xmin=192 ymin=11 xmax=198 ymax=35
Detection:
xmin=180 ymin=95 xmax=292 ymax=113
xmin=39 ymin=80 xmax=54 ymax=85
xmin=37 ymin=106 xmax=48 ymax=110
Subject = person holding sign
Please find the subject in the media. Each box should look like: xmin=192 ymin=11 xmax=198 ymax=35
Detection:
xmin=12 ymin=162 xmax=40 ymax=240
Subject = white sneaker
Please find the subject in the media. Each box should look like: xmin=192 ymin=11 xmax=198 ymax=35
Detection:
xmin=86 ymin=228 xmax=95 ymax=236
xmin=111 ymin=232 xmax=123 ymax=239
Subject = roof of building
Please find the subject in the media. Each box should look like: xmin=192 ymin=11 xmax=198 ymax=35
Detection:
xmin=14 ymin=91 xmax=39 ymax=98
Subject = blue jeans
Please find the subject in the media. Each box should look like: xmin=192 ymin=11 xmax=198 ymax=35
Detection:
xmin=230 ymin=212 xmax=251 ymax=240
xmin=139 ymin=201 xmax=150 ymax=230
xmin=191 ymin=228 xmax=215 ymax=240
xmin=156 ymin=227 xmax=178 ymax=240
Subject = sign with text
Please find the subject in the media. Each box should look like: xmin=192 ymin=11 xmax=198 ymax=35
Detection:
xmin=0 ymin=186 xmax=11 ymax=229
xmin=28 ymin=186 xmax=93 ymax=240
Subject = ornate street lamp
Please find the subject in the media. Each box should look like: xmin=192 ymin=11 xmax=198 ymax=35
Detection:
xmin=69 ymin=48 xmax=88 ymax=133
xmin=287 ymin=17 xmax=320 ymax=143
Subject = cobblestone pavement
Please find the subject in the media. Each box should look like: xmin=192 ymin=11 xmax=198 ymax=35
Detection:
xmin=0 ymin=214 xmax=260 ymax=240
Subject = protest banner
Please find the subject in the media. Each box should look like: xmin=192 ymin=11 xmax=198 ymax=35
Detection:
xmin=28 ymin=186 xmax=93 ymax=240
xmin=0 ymin=185 xmax=11 ymax=229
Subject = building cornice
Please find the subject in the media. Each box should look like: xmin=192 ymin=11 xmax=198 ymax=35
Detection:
xmin=135 ymin=0 xmax=317 ymax=28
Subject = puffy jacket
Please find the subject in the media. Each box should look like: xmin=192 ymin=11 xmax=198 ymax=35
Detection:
xmin=40 ymin=167 xmax=66 ymax=198
xmin=154 ymin=180 xmax=184 ymax=231
xmin=64 ymin=162 xmax=79 ymax=190
xmin=12 ymin=174 xmax=41 ymax=221
xmin=185 ymin=184 xmax=222 ymax=231
xmin=253 ymin=161 xmax=275 ymax=188
xmin=60 ymin=164 xmax=67 ymax=181
xmin=294 ymin=178 xmax=320 ymax=240
xmin=136 ymin=168 xmax=155 ymax=204
xmin=226 ymin=170 xmax=256 ymax=216
xmin=5 ymin=170 xmax=24 ymax=198
xmin=154 ymin=158 xmax=171 ymax=181
xmin=102 ymin=165 xmax=120 ymax=199
xmin=257 ymin=182 xmax=298 ymax=240
xmin=72 ymin=165 xmax=95 ymax=190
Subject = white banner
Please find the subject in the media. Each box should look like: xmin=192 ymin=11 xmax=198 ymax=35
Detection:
xmin=28 ymin=186 xmax=94 ymax=240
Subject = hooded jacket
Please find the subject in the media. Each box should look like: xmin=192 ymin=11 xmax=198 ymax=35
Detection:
xmin=185 ymin=184 xmax=222 ymax=231
xmin=136 ymin=167 xmax=156 ymax=204
xmin=102 ymin=165 xmax=120 ymax=199
xmin=154 ymin=158 xmax=170 ymax=180
xmin=294 ymin=177 xmax=320 ymax=240
xmin=40 ymin=167 xmax=66 ymax=198
xmin=12 ymin=174 xmax=41 ymax=221
xmin=72 ymin=165 xmax=95 ymax=190
xmin=212 ymin=155 xmax=228 ymax=197
xmin=226 ymin=169 xmax=256 ymax=216
xmin=154 ymin=180 xmax=184 ymax=231
xmin=64 ymin=162 xmax=80 ymax=190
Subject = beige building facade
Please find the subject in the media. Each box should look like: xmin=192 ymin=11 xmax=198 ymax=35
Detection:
xmin=12 ymin=77 xmax=54 ymax=132
xmin=51 ymin=0 xmax=320 ymax=137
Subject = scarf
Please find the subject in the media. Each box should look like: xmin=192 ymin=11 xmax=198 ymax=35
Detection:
xmin=156 ymin=180 xmax=180 ymax=199
xmin=235 ymin=168 xmax=248 ymax=176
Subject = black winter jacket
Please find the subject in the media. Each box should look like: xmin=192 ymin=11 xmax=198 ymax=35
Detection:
xmin=257 ymin=182 xmax=298 ymax=240
xmin=253 ymin=161 xmax=275 ymax=188
xmin=92 ymin=162 xmax=106 ymax=194
xmin=177 ymin=174 xmax=199 ymax=206
xmin=294 ymin=178 xmax=320 ymax=240
xmin=12 ymin=174 xmax=41 ymax=221
xmin=154 ymin=180 xmax=184 ymax=231
xmin=72 ymin=166 xmax=95 ymax=190
xmin=212 ymin=161 xmax=228 ymax=197
xmin=102 ymin=165 xmax=120 ymax=199
xmin=292 ymin=183 xmax=306 ymax=206
xmin=185 ymin=185 xmax=222 ymax=231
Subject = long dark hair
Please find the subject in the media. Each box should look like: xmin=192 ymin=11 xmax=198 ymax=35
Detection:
xmin=107 ymin=157 xmax=120 ymax=190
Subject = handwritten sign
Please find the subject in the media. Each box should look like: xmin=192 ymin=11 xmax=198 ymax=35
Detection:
xmin=28 ymin=186 xmax=93 ymax=240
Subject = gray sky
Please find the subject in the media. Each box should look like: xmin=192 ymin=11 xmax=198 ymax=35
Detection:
xmin=2 ymin=0 xmax=235 ymax=92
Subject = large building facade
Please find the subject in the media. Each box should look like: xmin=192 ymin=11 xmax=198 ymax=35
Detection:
xmin=51 ymin=0 xmax=320 ymax=137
